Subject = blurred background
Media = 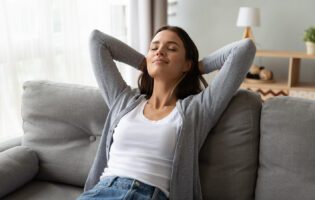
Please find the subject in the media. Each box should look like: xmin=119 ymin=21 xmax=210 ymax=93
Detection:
xmin=1 ymin=0 xmax=314 ymax=142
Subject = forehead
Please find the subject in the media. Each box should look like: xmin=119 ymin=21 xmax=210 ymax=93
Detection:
xmin=151 ymin=30 xmax=183 ymax=46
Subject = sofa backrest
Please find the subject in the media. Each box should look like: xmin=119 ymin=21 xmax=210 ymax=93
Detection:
xmin=21 ymin=81 xmax=108 ymax=187
xmin=199 ymin=89 xmax=262 ymax=200
xmin=255 ymin=96 xmax=315 ymax=200
xmin=21 ymin=80 xmax=263 ymax=199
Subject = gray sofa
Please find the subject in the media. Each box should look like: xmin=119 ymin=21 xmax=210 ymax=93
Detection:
xmin=0 ymin=80 xmax=314 ymax=200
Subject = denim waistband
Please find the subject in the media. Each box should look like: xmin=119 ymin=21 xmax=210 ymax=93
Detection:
xmin=99 ymin=176 xmax=167 ymax=199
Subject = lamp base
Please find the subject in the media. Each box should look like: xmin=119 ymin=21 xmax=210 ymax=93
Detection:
xmin=242 ymin=27 xmax=255 ymax=41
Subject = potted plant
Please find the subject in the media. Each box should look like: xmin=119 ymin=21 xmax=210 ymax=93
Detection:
xmin=303 ymin=27 xmax=315 ymax=54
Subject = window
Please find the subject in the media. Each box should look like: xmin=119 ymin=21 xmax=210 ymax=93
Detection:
xmin=0 ymin=0 xmax=130 ymax=142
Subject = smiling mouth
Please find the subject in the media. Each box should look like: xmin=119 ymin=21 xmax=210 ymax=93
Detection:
xmin=153 ymin=59 xmax=169 ymax=64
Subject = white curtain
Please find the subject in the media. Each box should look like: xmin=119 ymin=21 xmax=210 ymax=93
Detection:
xmin=0 ymin=0 xmax=133 ymax=142
xmin=125 ymin=0 xmax=167 ymax=87
xmin=0 ymin=0 xmax=167 ymax=142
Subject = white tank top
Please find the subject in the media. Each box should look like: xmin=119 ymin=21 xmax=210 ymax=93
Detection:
xmin=100 ymin=99 xmax=182 ymax=197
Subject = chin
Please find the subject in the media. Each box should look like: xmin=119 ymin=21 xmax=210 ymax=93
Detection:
xmin=147 ymin=68 xmax=160 ymax=78
xmin=148 ymin=72 xmax=158 ymax=79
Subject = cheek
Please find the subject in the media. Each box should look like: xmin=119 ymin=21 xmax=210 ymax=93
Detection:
xmin=145 ymin=54 xmax=153 ymax=72
xmin=171 ymin=56 xmax=187 ymax=71
xmin=173 ymin=57 xmax=185 ymax=65
xmin=146 ymin=62 xmax=155 ymax=77
xmin=146 ymin=51 xmax=154 ymax=61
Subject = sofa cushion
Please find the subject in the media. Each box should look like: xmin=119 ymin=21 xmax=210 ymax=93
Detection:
xmin=199 ymin=89 xmax=262 ymax=200
xmin=21 ymin=81 xmax=108 ymax=187
xmin=3 ymin=180 xmax=82 ymax=200
xmin=0 ymin=146 xmax=39 ymax=198
xmin=256 ymin=97 xmax=315 ymax=200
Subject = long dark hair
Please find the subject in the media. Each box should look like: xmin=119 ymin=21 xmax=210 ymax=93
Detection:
xmin=138 ymin=25 xmax=208 ymax=99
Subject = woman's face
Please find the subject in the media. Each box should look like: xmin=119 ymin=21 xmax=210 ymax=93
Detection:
xmin=146 ymin=30 xmax=191 ymax=83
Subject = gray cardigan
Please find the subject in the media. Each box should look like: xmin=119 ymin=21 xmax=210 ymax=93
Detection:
xmin=84 ymin=29 xmax=256 ymax=200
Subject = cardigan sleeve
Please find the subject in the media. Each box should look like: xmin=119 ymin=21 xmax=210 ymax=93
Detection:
xmin=195 ymin=39 xmax=256 ymax=143
xmin=89 ymin=30 xmax=145 ymax=107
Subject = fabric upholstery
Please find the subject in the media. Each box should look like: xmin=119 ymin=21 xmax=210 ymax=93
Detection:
xmin=0 ymin=146 xmax=39 ymax=198
xmin=199 ymin=89 xmax=262 ymax=200
xmin=21 ymin=81 xmax=108 ymax=187
xmin=3 ymin=180 xmax=82 ymax=200
xmin=0 ymin=137 xmax=21 ymax=152
xmin=4 ymin=80 xmax=315 ymax=200
xmin=255 ymin=97 xmax=315 ymax=200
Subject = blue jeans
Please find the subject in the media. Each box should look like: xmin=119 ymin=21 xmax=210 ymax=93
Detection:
xmin=77 ymin=176 xmax=168 ymax=200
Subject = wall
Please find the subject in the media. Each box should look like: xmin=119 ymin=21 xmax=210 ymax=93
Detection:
xmin=168 ymin=0 xmax=315 ymax=83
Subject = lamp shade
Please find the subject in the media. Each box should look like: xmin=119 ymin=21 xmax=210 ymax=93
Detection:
xmin=236 ymin=7 xmax=260 ymax=27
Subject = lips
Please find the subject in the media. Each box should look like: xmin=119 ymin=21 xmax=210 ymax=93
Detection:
xmin=153 ymin=58 xmax=169 ymax=64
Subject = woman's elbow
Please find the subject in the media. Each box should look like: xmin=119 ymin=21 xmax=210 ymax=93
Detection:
xmin=89 ymin=29 xmax=101 ymax=43
xmin=89 ymin=29 xmax=109 ymax=49
xmin=242 ymin=38 xmax=256 ymax=57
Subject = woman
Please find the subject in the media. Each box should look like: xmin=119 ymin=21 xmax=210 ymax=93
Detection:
xmin=77 ymin=26 xmax=256 ymax=200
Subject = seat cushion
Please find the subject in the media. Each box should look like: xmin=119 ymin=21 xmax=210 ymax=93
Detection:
xmin=21 ymin=81 xmax=108 ymax=187
xmin=199 ymin=89 xmax=262 ymax=200
xmin=255 ymin=96 xmax=315 ymax=200
xmin=3 ymin=180 xmax=83 ymax=200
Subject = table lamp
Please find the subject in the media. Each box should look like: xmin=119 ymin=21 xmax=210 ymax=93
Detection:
xmin=236 ymin=7 xmax=260 ymax=40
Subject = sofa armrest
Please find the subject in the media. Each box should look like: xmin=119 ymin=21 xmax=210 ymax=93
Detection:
xmin=0 ymin=146 xmax=39 ymax=198
xmin=0 ymin=137 xmax=22 ymax=152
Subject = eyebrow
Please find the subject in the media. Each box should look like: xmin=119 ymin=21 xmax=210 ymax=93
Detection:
xmin=151 ymin=41 xmax=179 ymax=46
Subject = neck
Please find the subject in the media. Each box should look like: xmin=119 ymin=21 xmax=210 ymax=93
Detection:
xmin=148 ymin=80 xmax=177 ymax=110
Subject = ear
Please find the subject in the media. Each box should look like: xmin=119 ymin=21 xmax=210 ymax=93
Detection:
xmin=183 ymin=60 xmax=192 ymax=73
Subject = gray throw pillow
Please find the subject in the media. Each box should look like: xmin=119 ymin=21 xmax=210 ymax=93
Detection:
xmin=21 ymin=81 xmax=108 ymax=187
xmin=199 ymin=89 xmax=262 ymax=200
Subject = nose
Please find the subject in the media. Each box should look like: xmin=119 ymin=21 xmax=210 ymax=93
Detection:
xmin=155 ymin=48 xmax=166 ymax=56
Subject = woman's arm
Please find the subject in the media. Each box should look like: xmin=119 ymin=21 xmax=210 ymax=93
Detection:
xmin=89 ymin=30 xmax=145 ymax=107
xmin=195 ymin=39 xmax=256 ymax=143
xmin=199 ymin=39 xmax=255 ymax=74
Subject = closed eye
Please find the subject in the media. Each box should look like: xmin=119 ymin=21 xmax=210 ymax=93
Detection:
xmin=150 ymin=46 xmax=177 ymax=51
xmin=168 ymin=47 xmax=177 ymax=51
xmin=150 ymin=40 xmax=180 ymax=51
